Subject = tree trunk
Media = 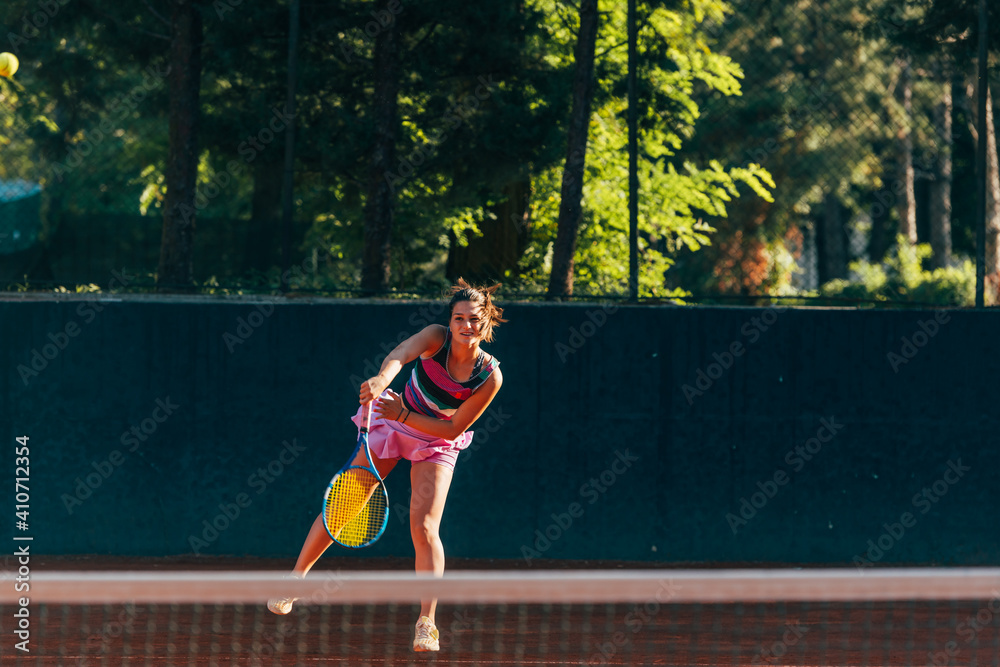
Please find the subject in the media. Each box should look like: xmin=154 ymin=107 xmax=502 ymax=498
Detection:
xmin=546 ymin=0 xmax=599 ymax=299
xmin=447 ymin=0 xmax=530 ymax=287
xmin=868 ymin=192 xmax=892 ymax=262
xmin=247 ymin=157 xmax=282 ymax=273
xmin=989 ymin=90 xmax=1000 ymax=285
xmin=157 ymin=0 xmax=202 ymax=291
xmin=361 ymin=3 xmax=399 ymax=295
xmin=818 ymin=192 xmax=847 ymax=284
xmin=896 ymin=57 xmax=917 ymax=244
xmin=965 ymin=70 xmax=1000 ymax=284
xmin=446 ymin=179 xmax=531 ymax=283
xmin=929 ymin=61 xmax=952 ymax=270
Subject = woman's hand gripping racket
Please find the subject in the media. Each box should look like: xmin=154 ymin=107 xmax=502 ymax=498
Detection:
xmin=322 ymin=401 xmax=389 ymax=548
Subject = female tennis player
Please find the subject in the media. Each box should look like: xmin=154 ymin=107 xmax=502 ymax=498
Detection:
xmin=269 ymin=279 xmax=505 ymax=652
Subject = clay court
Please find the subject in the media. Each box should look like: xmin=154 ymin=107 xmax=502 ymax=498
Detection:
xmin=6 ymin=557 xmax=1000 ymax=666
xmin=20 ymin=600 xmax=1000 ymax=666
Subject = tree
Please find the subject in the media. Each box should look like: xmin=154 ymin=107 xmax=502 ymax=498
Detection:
xmin=667 ymin=0 xmax=979 ymax=299
xmin=819 ymin=194 xmax=847 ymax=284
xmin=671 ymin=0 xmax=892 ymax=294
xmin=445 ymin=0 xmax=534 ymax=285
xmin=546 ymin=0 xmax=599 ymax=299
xmin=877 ymin=0 xmax=1000 ymax=293
xmin=964 ymin=67 xmax=1000 ymax=286
xmin=361 ymin=1 xmax=399 ymax=294
xmin=1 ymin=0 xmax=175 ymax=284
xmin=520 ymin=0 xmax=773 ymax=298
xmin=157 ymin=0 xmax=203 ymax=290
xmin=446 ymin=180 xmax=532 ymax=284
xmin=928 ymin=58 xmax=953 ymax=269
xmin=894 ymin=56 xmax=917 ymax=244
xmin=7 ymin=0 xmax=207 ymax=289
xmin=297 ymin=0 xmax=567 ymax=293
xmin=4 ymin=0 xmax=772 ymax=297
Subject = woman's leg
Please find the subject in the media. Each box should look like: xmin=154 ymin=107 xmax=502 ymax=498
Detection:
xmin=270 ymin=449 xmax=397 ymax=615
xmin=409 ymin=461 xmax=454 ymax=622
xmin=289 ymin=450 xmax=397 ymax=577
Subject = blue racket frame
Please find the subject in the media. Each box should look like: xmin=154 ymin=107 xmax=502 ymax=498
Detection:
xmin=322 ymin=401 xmax=390 ymax=548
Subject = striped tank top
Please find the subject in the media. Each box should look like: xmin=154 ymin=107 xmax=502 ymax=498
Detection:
xmin=403 ymin=330 xmax=500 ymax=420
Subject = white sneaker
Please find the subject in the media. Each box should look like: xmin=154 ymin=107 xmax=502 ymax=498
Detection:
xmin=267 ymin=574 xmax=302 ymax=615
xmin=267 ymin=595 xmax=298 ymax=615
xmin=413 ymin=615 xmax=440 ymax=652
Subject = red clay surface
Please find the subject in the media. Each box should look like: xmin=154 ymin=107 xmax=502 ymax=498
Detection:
xmin=8 ymin=600 xmax=1000 ymax=666
xmin=3 ymin=558 xmax=999 ymax=666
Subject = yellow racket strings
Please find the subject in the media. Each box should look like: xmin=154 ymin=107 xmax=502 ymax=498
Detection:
xmin=325 ymin=468 xmax=386 ymax=546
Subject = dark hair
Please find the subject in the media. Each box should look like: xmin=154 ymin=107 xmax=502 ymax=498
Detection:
xmin=448 ymin=278 xmax=507 ymax=343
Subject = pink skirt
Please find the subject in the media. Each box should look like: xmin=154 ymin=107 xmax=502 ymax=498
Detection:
xmin=350 ymin=394 xmax=473 ymax=469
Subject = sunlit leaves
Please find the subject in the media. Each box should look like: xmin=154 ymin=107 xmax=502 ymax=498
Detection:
xmin=516 ymin=0 xmax=774 ymax=296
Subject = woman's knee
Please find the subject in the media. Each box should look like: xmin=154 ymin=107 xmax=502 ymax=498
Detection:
xmin=410 ymin=513 xmax=441 ymax=545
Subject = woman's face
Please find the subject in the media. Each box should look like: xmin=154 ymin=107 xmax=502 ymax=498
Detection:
xmin=449 ymin=300 xmax=484 ymax=345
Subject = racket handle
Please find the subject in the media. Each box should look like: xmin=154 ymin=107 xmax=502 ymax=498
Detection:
xmin=362 ymin=400 xmax=373 ymax=433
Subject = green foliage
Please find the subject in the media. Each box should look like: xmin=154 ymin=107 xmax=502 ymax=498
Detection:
xmin=514 ymin=0 xmax=774 ymax=296
xmin=820 ymin=236 xmax=975 ymax=305
xmin=668 ymin=0 xmax=962 ymax=296
xmin=0 ymin=0 xmax=794 ymax=299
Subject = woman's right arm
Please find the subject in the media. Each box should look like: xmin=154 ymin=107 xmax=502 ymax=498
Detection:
xmin=359 ymin=324 xmax=446 ymax=403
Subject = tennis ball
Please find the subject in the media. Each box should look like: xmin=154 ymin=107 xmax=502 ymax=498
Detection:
xmin=0 ymin=52 xmax=20 ymax=78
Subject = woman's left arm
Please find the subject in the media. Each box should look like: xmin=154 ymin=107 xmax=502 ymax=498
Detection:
xmin=375 ymin=368 xmax=503 ymax=440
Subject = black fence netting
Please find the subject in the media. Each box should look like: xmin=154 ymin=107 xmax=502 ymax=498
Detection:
xmin=0 ymin=0 xmax=996 ymax=306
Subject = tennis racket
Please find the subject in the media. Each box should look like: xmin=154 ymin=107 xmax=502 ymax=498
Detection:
xmin=323 ymin=401 xmax=389 ymax=548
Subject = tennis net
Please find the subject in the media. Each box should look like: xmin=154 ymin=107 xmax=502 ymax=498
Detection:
xmin=3 ymin=568 xmax=1000 ymax=665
